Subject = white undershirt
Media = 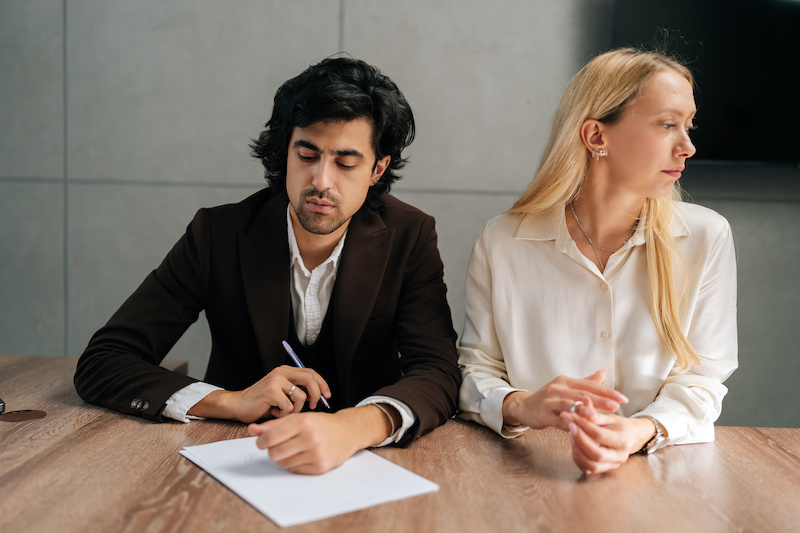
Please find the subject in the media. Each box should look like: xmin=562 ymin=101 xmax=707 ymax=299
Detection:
xmin=163 ymin=206 xmax=414 ymax=446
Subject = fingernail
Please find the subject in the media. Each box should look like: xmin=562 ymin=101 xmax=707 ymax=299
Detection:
xmin=616 ymin=393 xmax=629 ymax=403
xmin=604 ymin=401 xmax=619 ymax=411
xmin=569 ymin=422 xmax=578 ymax=437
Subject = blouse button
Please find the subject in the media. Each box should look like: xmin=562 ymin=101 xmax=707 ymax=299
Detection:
xmin=600 ymin=331 xmax=610 ymax=340
xmin=600 ymin=283 xmax=609 ymax=291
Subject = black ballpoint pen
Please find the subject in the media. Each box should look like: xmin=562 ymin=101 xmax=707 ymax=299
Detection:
xmin=281 ymin=341 xmax=331 ymax=409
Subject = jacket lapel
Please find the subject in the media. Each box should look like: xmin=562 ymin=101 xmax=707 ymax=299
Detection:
xmin=239 ymin=193 xmax=291 ymax=373
xmin=333 ymin=209 xmax=393 ymax=393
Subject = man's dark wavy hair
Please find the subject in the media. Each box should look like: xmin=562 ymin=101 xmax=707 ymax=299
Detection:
xmin=250 ymin=57 xmax=415 ymax=214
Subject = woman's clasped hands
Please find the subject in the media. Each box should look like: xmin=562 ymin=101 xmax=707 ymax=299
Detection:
xmin=502 ymin=369 xmax=658 ymax=475
xmin=560 ymin=396 xmax=657 ymax=475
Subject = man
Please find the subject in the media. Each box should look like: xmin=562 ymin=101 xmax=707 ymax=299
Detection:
xmin=74 ymin=57 xmax=460 ymax=474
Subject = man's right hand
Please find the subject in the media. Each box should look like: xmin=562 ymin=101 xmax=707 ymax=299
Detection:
xmin=187 ymin=365 xmax=331 ymax=423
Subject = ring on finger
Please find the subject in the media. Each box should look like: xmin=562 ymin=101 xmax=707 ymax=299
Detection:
xmin=287 ymin=384 xmax=297 ymax=397
xmin=569 ymin=400 xmax=584 ymax=413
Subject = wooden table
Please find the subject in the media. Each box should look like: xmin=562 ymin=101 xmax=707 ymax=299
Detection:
xmin=1 ymin=355 xmax=799 ymax=532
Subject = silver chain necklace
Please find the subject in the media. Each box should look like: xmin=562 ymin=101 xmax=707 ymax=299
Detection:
xmin=569 ymin=201 xmax=638 ymax=271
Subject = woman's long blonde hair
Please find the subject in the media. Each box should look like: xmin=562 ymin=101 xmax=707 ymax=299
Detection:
xmin=509 ymin=48 xmax=699 ymax=371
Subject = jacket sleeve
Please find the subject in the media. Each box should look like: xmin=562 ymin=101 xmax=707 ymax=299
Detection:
xmin=372 ymin=214 xmax=461 ymax=445
xmin=74 ymin=209 xmax=212 ymax=421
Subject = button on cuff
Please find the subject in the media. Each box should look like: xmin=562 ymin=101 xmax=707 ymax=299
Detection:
xmin=130 ymin=398 xmax=149 ymax=412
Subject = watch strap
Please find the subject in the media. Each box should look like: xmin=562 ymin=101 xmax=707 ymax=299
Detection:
xmin=636 ymin=415 xmax=666 ymax=455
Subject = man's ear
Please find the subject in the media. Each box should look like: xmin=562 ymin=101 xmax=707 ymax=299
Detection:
xmin=580 ymin=119 xmax=607 ymax=153
xmin=370 ymin=155 xmax=391 ymax=186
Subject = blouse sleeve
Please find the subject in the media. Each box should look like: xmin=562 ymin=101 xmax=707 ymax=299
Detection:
xmin=634 ymin=215 xmax=738 ymax=450
xmin=458 ymin=227 xmax=528 ymax=438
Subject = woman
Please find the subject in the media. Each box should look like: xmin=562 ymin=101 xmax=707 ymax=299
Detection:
xmin=458 ymin=48 xmax=738 ymax=475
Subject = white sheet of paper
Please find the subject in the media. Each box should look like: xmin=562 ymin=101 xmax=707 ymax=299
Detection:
xmin=180 ymin=436 xmax=438 ymax=527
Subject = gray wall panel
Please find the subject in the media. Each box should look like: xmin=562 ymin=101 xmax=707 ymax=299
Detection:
xmin=343 ymin=0 xmax=614 ymax=194
xmin=66 ymin=0 xmax=339 ymax=184
xmin=711 ymin=199 xmax=800 ymax=427
xmin=0 ymin=0 xmax=64 ymax=178
xmin=0 ymin=182 xmax=65 ymax=356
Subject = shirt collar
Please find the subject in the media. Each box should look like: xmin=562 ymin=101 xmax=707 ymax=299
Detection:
xmin=286 ymin=205 xmax=347 ymax=275
xmin=670 ymin=204 xmax=691 ymax=238
xmin=513 ymin=207 xmax=573 ymax=253
xmin=513 ymin=203 xmax=691 ymax=251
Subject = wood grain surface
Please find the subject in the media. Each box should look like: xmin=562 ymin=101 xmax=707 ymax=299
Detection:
xmin=1 ymin=355 xmax=798 ymax=533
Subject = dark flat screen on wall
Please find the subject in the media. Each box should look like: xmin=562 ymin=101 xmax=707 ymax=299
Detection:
xmin=613 ymin=0 xmax=800 ymax=164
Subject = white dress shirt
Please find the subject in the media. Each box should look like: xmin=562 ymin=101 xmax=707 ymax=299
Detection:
xmin=164 ymin=206 xmax=414 ymax=446
xmin=287 ymin=207 xmax=346 ymax=346
xmin=458 ymin=202 xmax=738 ymax=452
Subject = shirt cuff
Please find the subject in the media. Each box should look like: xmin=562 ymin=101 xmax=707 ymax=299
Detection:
xmin=356 ymin=395 xmax=416 ymax=447
xmin=163 ymin=382 xmax=223 ymax=423
xmin=486 ymin=387 xmax=529 ymax=438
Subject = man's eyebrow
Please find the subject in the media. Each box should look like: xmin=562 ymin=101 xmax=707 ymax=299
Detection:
xmin=334 ymin=149 xmax=365 ymax=159
xmin=293 ymin=139 xmax=321 ymax=152
xmin=292 ymin=139 xmax=365 ymax=159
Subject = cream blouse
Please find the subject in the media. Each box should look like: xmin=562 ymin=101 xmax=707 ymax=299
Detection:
xmin=457 ymin=202 xmax=738 ymax=451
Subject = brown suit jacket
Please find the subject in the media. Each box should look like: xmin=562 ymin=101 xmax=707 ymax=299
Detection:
xmin=74 ymin=189 xmax=460 ymax=445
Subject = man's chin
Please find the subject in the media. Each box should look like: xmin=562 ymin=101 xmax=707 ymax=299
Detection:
xmin=296 ymin=211 xmax=345 ymax=236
